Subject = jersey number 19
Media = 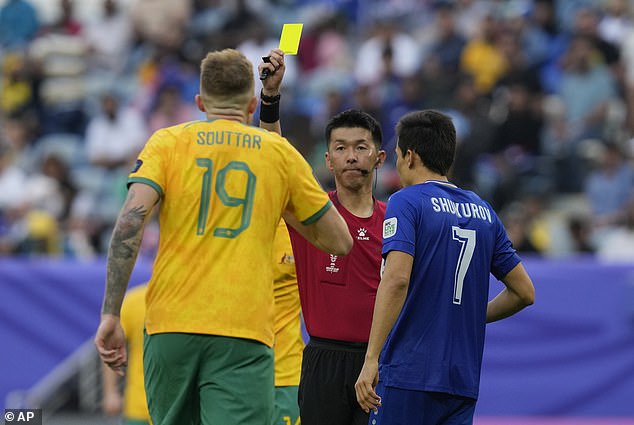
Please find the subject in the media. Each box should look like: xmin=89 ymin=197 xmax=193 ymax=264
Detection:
xmin=195 ymin=158 xmax=256 ymax=238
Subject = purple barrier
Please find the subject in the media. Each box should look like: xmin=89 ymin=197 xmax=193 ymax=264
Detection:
xmin=478 ymin=257 xmax=634 ymax=416
xmin=1 ymin=257 xmax=633 ymax=416
xmin=0 ymin=257 xmax=152 ymax=409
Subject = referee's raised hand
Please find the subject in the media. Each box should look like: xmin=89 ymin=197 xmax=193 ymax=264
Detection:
xmin=259 ymin=48 xmax=285 ymax=96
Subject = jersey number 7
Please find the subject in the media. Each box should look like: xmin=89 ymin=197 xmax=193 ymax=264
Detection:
xmin=452 ymin=226 xmax=476 ymax=305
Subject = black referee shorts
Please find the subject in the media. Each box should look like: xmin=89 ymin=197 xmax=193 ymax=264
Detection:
xmin=298 ymin=336 xmax=370 ymax=425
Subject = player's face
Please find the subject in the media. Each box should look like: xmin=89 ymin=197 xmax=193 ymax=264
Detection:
xmin=326 ymin=127 xmax=379 ymax=192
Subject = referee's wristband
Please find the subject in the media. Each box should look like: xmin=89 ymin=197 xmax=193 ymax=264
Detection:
xmin=260 ymin=89 xmax=281 ymax=104
xmin=260 ymin=90 xmax=280 ymax=123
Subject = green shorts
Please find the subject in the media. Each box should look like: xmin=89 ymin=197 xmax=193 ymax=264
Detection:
xmin=273 ymin=386 xmax=300 ymax=425
xmin=144 ymin=332 xmax=274 ymax=425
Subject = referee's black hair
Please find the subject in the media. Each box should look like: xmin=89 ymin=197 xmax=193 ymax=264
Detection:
xmin=396 ymin=110 xmax=456 ymax=176
xmin=325 ymin=109 xmax=383 ymax=150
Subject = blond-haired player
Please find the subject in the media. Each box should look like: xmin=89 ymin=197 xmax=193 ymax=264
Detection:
xmin=95 ymin=49 xmax=352 ymax=425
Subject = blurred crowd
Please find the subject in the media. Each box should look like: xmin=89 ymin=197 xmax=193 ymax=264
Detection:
xmin=0 ymin=0 xmax=633 ymax=260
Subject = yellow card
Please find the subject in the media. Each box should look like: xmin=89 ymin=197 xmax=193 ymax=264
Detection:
xmin=278 ymin=23 xmax=303 ymax=55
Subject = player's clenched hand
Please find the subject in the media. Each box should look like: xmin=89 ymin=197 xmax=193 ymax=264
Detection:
xmin=95 ymin=314 xmax=128 ymax=376
xmin=259 ymin=48 xmax=285 ymax=95
xmin=354 ymin=359 xmax=381 ymax=413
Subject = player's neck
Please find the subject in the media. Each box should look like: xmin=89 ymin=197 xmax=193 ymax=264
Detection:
xmin=335 ymin=185 xmax=375 ymax=218
xmin=205 ymin=108 xmax=248 ymax=123
xmin=410 ymin=170 xmax=447 ymax=186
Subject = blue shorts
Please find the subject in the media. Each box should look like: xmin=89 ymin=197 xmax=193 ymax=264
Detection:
xmin=369 ymin=381 xmax=476 ymax=425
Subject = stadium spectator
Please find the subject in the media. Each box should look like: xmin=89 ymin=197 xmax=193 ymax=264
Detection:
xmin=597 ymin=196 xmax=634 ymax=261
xmin=85 ymin=92 xmax=145 ymax=171
xmin=526 ymin=0 xmax=568 ymax=94
xmin=379 ymin=74 xmax=428 ymax=163
xmin=0 ymin=53 xmax=37 ymax=117
xmin=444 ymin=76 xmax=494 ymax=196
xmin=568 ymin=215 xmax=596 ymax=254
xmin=0 ymin=145 xmax=66 ymax=255
xmin=0 ymin=142 xmax=28 ymax=254
xmin=585 ymin=142 xmax=634 ymax=229
xmin=426 ymin=1 xmax=466 ymax=76
xmin=454 ymin=0 xmax=493 ymax=40
xmin=217 ymin=0 xmax=262 ymax=49
xmin=46 ymin=0 xmax=82 ymax=36
xmin=355 ymin=110 xmax=535 ymax=423
xmin=28 ymin=0 xmax=88 ymax=136
xmin=39 ymin=153 xmax=76 ymax=223
xmin=294 ymin=12 xmax=351 ymax=77
xmin=598 ymin=0 xmax=631 ymax=48
xmin=2 ymin=112 xmax=38 ymax=172
xmin=260 ymin=48 xmax=386 ymax=425
xmin=308 ymin=86 xmax=349 ymax=153
xmin=546 ymin=34 xmax=618 ymax=192
xmin=501 ymin=202 xmax=543 ymax=255
xmin=0 ymin=0 xmax=39 ymax=49
xmin=460 ymin=13 xmax=508 ymax=94
xmin=81 ymin=91 xmax=146 ymax=231
xmin=572 ymin=6 xmax=621 ymax=70
xmin=83 ymin=0 xmax=133 ymax=75
xmin=487 ymin=77 xmax=544 ymax=207
xmin=146 ymin=83 xmax=198 ymax=135
xmin=129 ymin=0 xmax=191 ymax=52
xmin=354 ymin=16 xmax=421 ymax=86
xmin=95 ymin=48 xmax=352 ymax=425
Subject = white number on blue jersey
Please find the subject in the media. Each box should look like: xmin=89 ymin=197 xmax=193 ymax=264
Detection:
xmin=451 ymin=226 xmax=476 ymax=305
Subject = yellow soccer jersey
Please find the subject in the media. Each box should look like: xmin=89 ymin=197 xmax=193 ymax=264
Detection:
xmin=272 ymin=220 xmax=303 ymax=387
xmin=119 ymin=284 xmax=150 ymax=422
xmin=128 ymin=119 xmax=332 ymax=347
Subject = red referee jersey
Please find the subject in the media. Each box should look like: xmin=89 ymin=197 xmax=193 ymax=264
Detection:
xmin=288 ymin=191 xmax=385 ymax=342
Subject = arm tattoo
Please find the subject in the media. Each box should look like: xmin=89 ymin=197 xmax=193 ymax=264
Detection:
xmin=102 ymin=202 xmax=149 ymax=315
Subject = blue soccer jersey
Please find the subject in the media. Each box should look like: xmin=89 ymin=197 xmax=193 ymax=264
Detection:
xmin=379 ymin=180 xmax=521 ymax=399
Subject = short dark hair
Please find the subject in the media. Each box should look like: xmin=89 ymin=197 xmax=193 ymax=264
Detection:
xmin=396 ymin=110 xmax=455 ymax=176
xmin=325 ymin=109 xmax=382 ymax=150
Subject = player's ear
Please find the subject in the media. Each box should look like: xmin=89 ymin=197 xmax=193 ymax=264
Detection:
xmin=325 ymin=151 xmax=334 ymax=171
xmin=375 ymin=150 xmax=386 ymax=169
xmin=407 ymin=149 xmax=416 ymax=168
xmin=195 ymin=94 xmax=206 ymax=112
xmin=247 ymin=96 xmax=258 ymax=114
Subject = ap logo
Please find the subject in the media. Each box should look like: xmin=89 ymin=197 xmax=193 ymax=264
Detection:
xmin=4 ymin=409 xmax=42 ymax=424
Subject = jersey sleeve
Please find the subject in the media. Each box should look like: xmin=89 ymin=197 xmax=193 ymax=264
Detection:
xmin=490 ymin=211 xmax=522 ymax=280
xmin=382 ymin=190 xmax=416 ymax=258
xmin=127 ymin=130 xmax=169 ymax=198
xmin=283 ymin=143 xmax=332 ymax=224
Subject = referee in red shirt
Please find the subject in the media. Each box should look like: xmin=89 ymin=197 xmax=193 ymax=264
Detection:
xmin=259 ymin=49 xmax=387 ymax=425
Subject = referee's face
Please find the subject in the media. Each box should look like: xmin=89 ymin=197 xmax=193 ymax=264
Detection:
xmin=326 ymin=127 xmax=378 ymax=192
